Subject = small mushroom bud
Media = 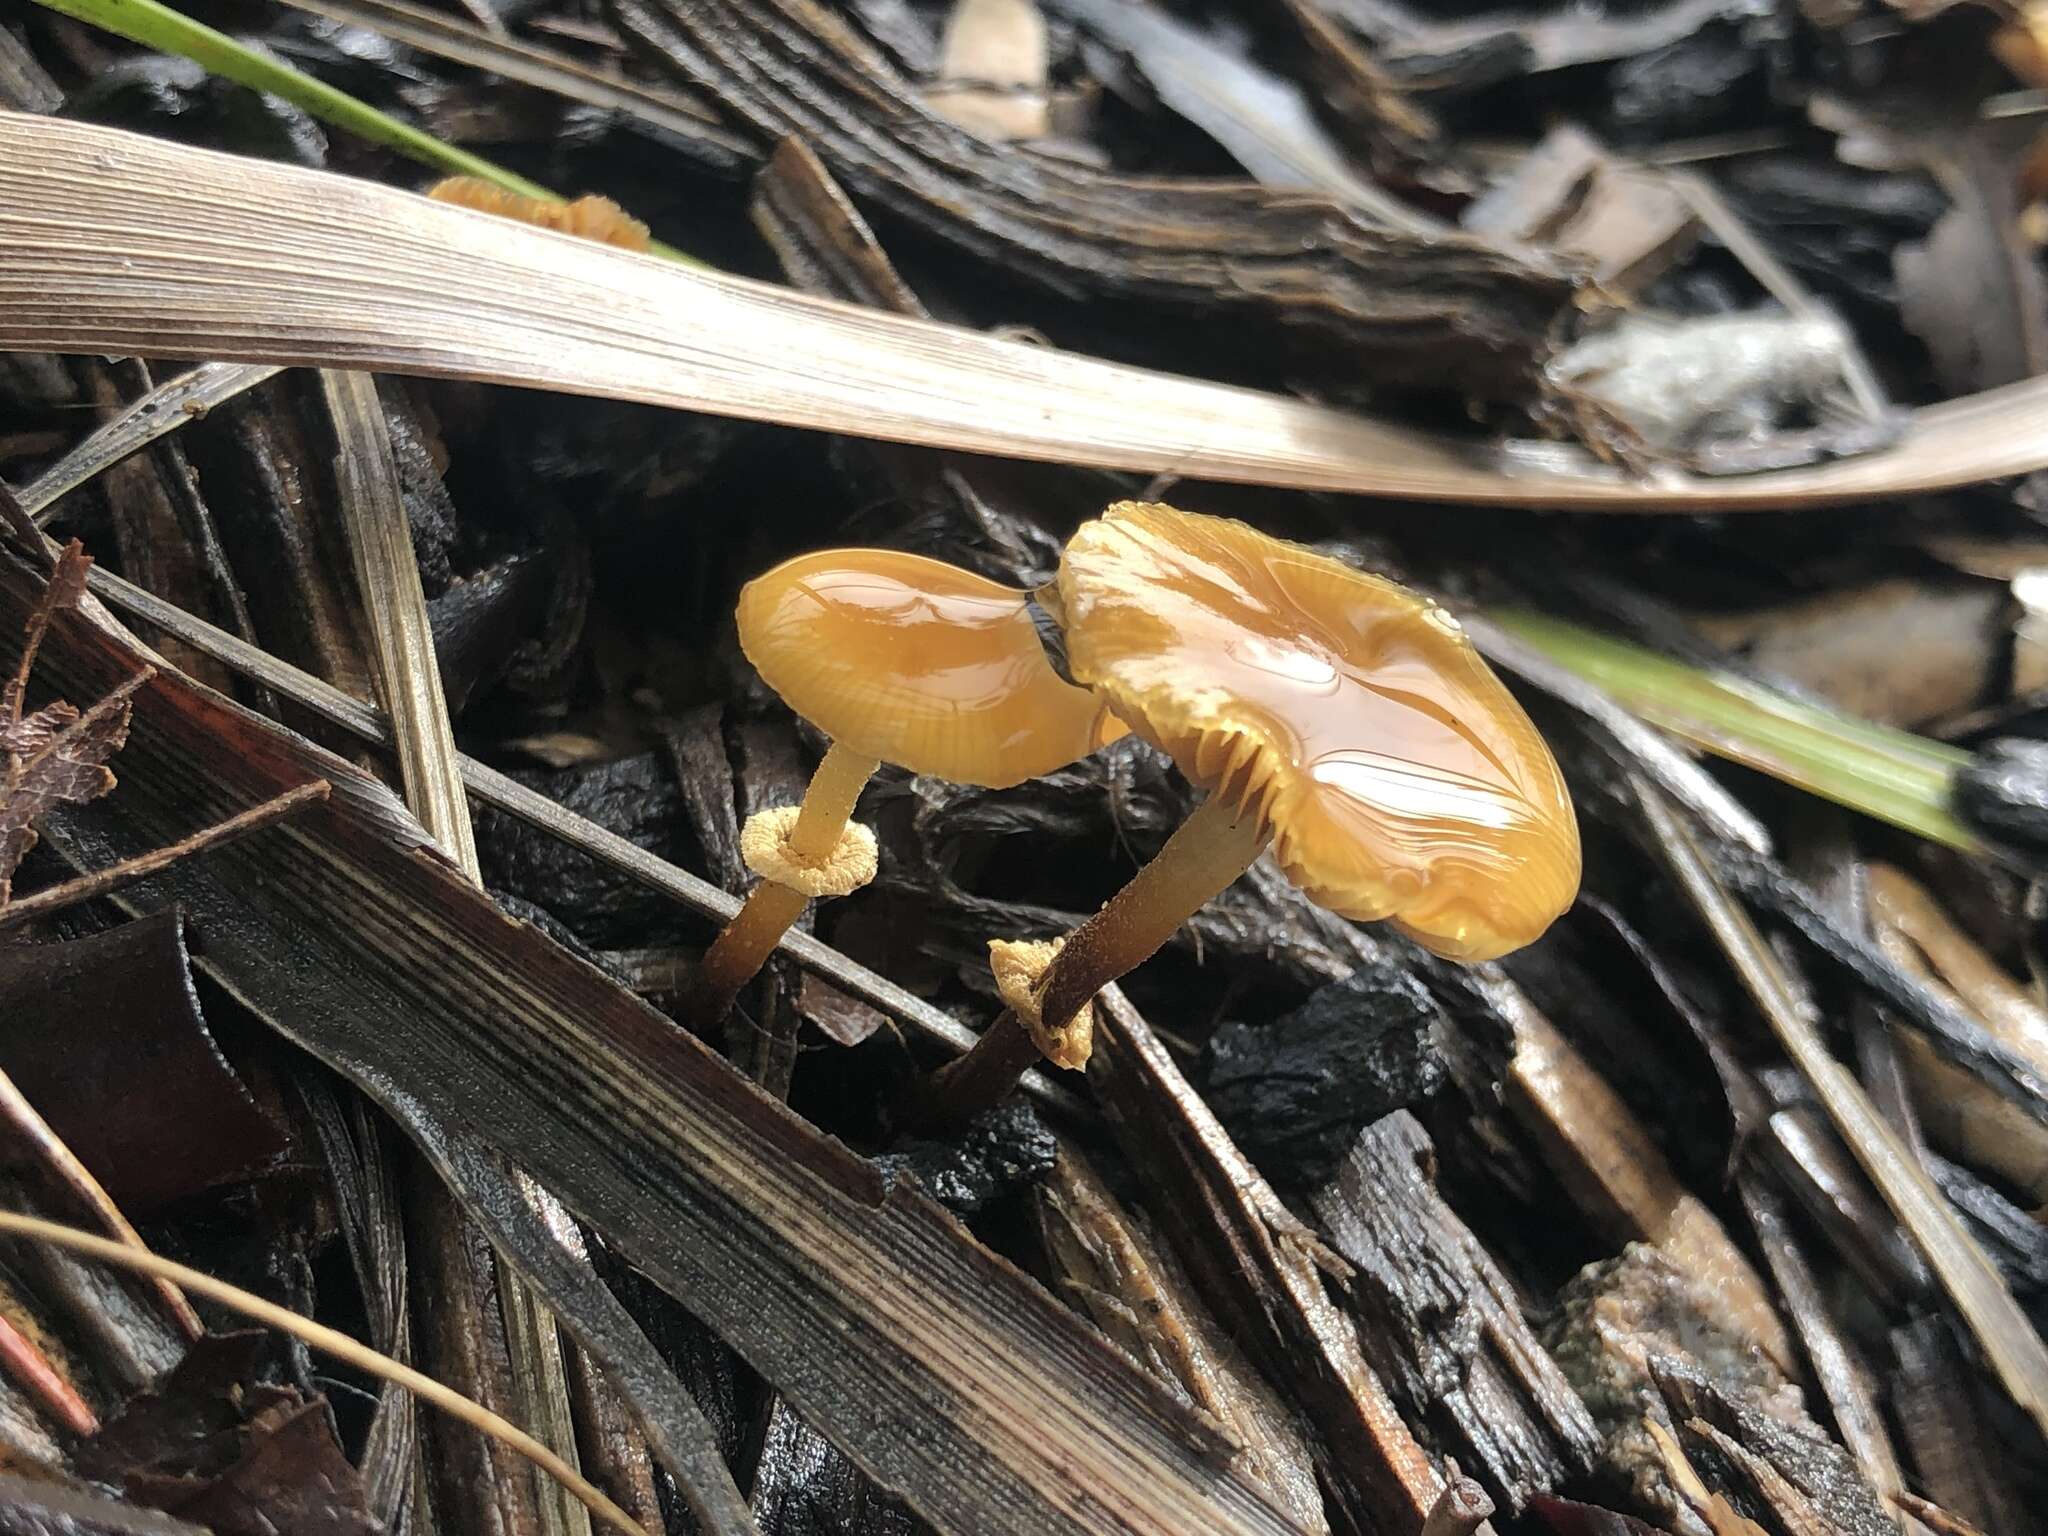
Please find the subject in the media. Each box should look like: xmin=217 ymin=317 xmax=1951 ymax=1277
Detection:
xmin=424 ymin=177 xmax=650 ymax=252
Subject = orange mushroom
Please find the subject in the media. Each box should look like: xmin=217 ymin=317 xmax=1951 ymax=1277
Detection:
xmin=933 ymin=502 xmax=1579 ymax=1117
xmin=424 ymin=177 xmax=651 ymax=253
xmin=683 ymin=548 xmax=1124 ymax=1026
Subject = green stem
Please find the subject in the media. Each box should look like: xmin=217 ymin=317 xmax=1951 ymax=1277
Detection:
xmin=29 ymin=0 xmax=696 ymax=264
xmin=35 ymin=0 xmax=552 ymax=194
xmin=1492 ymin=608 xmax=1975 ymax=851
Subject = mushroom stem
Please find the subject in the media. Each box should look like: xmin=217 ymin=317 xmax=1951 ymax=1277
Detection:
xmin=686 ymin=881 xmax=811 ymax=1023
xmin=784 ymin=739 xmax=880 ymax=863
xmin=1036 ymin=792 xmax=1270 ymax=1035
xmin=685 ymin=740 xmax=880 ymax=1025
xmin=927 ymin=793 xmax=1267 ymax=1124
xmin=923 ymin=1008 xmax=1044 ymax=1129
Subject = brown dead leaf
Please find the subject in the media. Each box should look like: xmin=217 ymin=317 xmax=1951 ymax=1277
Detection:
xmin=1 ymin=671 xmax=147 ymax=904
xmin=0 ymin=701 xmax=80 ymax=761
xmin=77 ymin=1331 xmax=377 ymax=1536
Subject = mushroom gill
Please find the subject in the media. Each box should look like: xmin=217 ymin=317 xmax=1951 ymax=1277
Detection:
xmin=1048 ymin=501 xmax=1579 ymax=962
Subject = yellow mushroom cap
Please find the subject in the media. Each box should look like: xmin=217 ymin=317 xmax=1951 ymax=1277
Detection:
xmin=737 ymin=549 xmax=1126 ymax=788
xmin=1049 ymin=503 xmax=1581 ymax=961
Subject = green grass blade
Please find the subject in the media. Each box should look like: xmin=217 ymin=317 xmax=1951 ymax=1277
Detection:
xmin=28 ymin=0 xmax=695 ymax=263
xmin=34 ymin=0 xmax=553 ymax=194
xmin=1492 ymin=608 xmax=1978 ymax=850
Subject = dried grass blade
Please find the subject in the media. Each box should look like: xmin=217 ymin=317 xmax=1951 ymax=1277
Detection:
xmin=324 ymin=367 xmax=592 ymax=1536
xmin=7 ymin=113 xmax=2048 ymax=509
xmin=1735 ymin=1174 xmax=1924 ymax=1534
xmin=1636 ymin=783 xmax=2048 ymax=1440
xmin=323 ymin=371 xmax=476 ymax=870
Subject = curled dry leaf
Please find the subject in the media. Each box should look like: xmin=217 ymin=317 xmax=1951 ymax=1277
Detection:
xmin=0 ymin=912 xmax=288 ymax=1213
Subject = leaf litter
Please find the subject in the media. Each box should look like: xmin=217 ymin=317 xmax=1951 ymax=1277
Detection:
xmin=6 ymin=3 xmax=2048 ymax=1535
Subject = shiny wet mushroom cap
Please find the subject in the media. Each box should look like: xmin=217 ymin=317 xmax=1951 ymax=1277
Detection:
xmin=1046 ymin=501 xmax=1580 ymax=961
xmin=930 ymin=502 xmax=1581 ymax=1124
xmin=737 ymin=548 xmax=1124 ymax=789
xmin=686 ymin=547 xmax=1124 ymax=1029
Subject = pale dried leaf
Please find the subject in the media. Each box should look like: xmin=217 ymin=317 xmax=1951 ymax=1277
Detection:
xmin=7 ymin=113 xmax=2048 ymax=510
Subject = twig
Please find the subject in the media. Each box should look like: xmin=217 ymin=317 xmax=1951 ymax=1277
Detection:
xmin=1644 ymin=1419 xmax=1770 ymax=1536
xmin=3 ymin=539 xmax=89 ymax=724
xmin=1892 ymin=1491 xmax=1990 ymax=1536
xmin=16 ymin=666 xmax=153 ymax=759
xmin=0 ymin=778 xmax=329 ymax=931
xmin=0 ymin=1308 xmax=94 ymax=1435
xmin=0 ymin=1209 xmax=648 ymax=1536
xmin=0 ymin=1062 xmax=202 ymax=1342
xmin=1735 ymin=1173 xmax=1922 ymax=1533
